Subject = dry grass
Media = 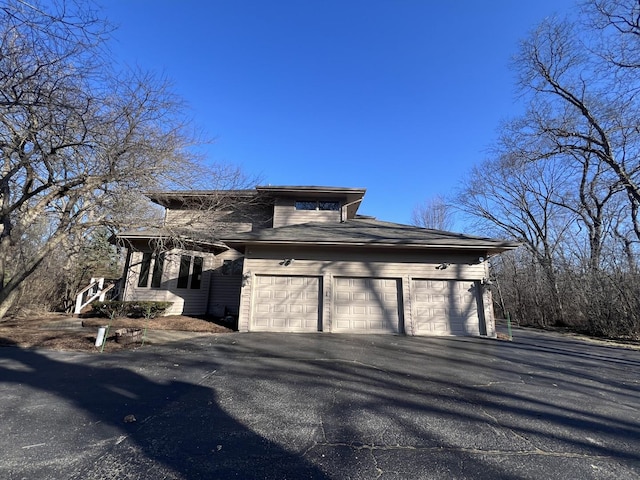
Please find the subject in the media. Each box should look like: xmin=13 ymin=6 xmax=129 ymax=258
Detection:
xmin=81 ymin=315 xmax=233 ymax=332
xmin=0 ymin=313 xmax=233 ymax=352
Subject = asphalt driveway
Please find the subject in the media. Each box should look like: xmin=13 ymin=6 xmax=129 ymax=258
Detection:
xmin=0 ymin=328 xmax=638 ymax=479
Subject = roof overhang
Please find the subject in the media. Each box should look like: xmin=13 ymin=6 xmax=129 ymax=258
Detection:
xmin=113 ymin=230 xmax=228 ymax=254
xmin=256 ymin=185 xmax=366 ymax=199
xmin=223 ymin=239 xmax=520 ymax=256
xmin=146 ymin=190 xmax=258 ymax=208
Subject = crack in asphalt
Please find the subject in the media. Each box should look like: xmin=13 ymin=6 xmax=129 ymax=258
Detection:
xmin=303 ymin=441 xmax=614 ymax=459
xmin=369 ymin=446 xmax=384 ymax=479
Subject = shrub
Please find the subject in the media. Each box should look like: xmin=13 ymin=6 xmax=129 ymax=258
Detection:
xmin=90 ymin=301 xmax=173 ymax=319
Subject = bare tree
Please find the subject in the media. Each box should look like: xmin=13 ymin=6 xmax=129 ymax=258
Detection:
xmin=455 ymin=0 xmax=640 ymax=338
xmin=411 ymin=195 xmax=455 ymax=231
xmin=584 ymin=0 xmax=640 ymax=68
xmin=515 ymin=14 xmax=640 ymax=241
xmin=458 ymin=153 xmax=575 ymax=326
xmin=0 ymin=0 xmax=228 ymax=318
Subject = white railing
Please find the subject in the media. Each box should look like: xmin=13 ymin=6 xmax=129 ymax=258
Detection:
xmin=74 ymin=277 xmax=116 ymax=315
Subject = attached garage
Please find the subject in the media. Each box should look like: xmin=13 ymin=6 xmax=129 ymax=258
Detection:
xmin=226 ymin=214 xmax=519 ymax=337
xmin=251 ymin=275 xmax=320 ymax=332
xmin=411 ymin=279 xmax=482 ymax=336
xmin=333 ymin=277 xmax=401 ymax=333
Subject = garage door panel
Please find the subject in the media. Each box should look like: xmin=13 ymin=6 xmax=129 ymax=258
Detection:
xmin=333 ymin=277 xmax=400 ymax=333
xmin=412 ymin=279 xmax=480 ymax=336
xmin=252 ymin=275 xmax=320 ymax=332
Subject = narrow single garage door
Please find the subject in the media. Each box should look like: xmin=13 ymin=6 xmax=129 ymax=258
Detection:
xmin=412 ymin=279 xmax=480 ymax=336
xmin=333 ymin=277 xmax=400 ymax=333
xmin=252 ymin=275 xmax=320 ymax=332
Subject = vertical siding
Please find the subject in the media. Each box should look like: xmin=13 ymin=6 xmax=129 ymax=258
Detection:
xmin=483 ymin=288 xmax=495 ymax=336
xmin=207 ymin=249 xmax=244 ymax=317
xmin=322 ymin=273 xmax=332 ymax=332
xmin=238 ymin=263 xmax=252 ymax=332
xmin=402 ymin=275 xmax=413 ymax=335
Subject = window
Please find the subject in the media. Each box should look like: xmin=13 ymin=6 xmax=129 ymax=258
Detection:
xmin=150 ymin=253 xmax=165 ymax=288
xmin=295 ymin=201 xmax=317 ymax=210
xmin=176 ymin=255 xmax=204 ymax=289
xmin=138 ymin=252 xmax=165 ymax=288
xmin=222 ymin=258 xmax=244 ymax=275
xmin=191 ymin=256 xmax=203 ymax=289
xmin=137 ymin=253 xmax=153 ymax=287
xmin=177 ymin=255 xmax=191 ymax=289
xmin=295 ymin=200 xmax=340 ymax=211
xmin=318 ymin=201 xmax=340 ymax=211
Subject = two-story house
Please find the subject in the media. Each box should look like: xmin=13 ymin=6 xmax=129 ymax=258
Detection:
xmin=116 ymin=185 xmax=518 ymax=337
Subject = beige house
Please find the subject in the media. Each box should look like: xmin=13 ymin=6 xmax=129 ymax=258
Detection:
xmin=116 ymin=186 xmax=518 ymax=337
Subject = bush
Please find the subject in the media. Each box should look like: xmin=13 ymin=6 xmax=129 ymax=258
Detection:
xmin=90 ymin=301 xmax=173 ymax=319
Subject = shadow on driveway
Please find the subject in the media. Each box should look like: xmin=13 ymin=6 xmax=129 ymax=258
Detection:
xmin=0 ymin=339 xmax=328 ymax=479
xmin=1 ymin=329 xmax=640 ymax=479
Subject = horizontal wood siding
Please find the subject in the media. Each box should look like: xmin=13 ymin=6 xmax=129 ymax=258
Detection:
xmin=165 ymin=209 xmax=252 ymax=233
xmin=273 ymin=198 xmax=340 ymax=227
xmin=164 ymin=203 xmax=273 ymax=233
xmin=243 ymin=245 xmax=486 ymax=279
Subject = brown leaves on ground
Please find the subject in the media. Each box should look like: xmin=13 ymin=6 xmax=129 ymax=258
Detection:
xmin=0 ymin=313 xmax=233 ymax=352
xmin=81 ymin=315 xmax=232 ymax=332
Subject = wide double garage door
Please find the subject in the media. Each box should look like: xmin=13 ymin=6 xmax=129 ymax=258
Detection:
xmin=251 ymin=275 xmax=481 ymax=335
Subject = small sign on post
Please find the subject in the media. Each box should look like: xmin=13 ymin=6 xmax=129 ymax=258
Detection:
xmin=95 ymin=326 xmax=107 ymax=347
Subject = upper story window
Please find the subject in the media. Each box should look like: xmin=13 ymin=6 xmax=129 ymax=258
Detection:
xmin=295 ymin=200 xmax=340 ymax=211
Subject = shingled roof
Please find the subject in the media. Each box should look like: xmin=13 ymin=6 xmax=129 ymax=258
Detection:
xmin=221 ymin=218 xmax=519 ymax=254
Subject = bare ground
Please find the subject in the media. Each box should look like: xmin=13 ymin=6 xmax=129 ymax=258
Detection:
xmin=0 ymin=313 xmax=234 ymax=352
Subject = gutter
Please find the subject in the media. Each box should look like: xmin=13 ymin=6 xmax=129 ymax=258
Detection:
xmin=223 ymin=239 xmax=520 ymax=253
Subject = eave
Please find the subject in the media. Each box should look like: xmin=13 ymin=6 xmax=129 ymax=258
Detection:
xmin=223 ymin=239 xmax=520 ymax=256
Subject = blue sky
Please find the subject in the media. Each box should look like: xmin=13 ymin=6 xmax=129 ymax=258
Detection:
xmin=103 ymin=0 xmax=577 ymax=229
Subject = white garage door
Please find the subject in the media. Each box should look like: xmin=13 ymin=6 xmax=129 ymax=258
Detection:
xmin=412 ymin=280 xmax=480 ymax=336
xmin=333 ymin=277 xmax=400 ymax=333
xmin=252 ymin=275 xmax=320 ymax=332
